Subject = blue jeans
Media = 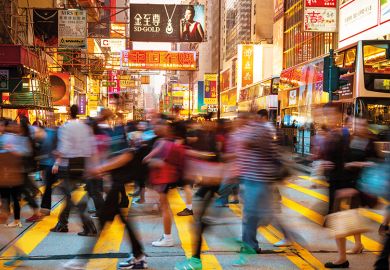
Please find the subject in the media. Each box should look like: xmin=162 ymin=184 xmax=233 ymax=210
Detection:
xmin=241 ymin=179 xmax=273 ymax=250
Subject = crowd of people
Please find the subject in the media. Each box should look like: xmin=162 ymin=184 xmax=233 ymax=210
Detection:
xmin=0 ymin=103 xmax=389 ymax=270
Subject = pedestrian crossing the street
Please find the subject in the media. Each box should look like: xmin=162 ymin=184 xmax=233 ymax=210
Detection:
xmin=0 ymin=174 xmax=387 ymax=269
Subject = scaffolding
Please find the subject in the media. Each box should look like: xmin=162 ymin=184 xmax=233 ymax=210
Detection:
xmin=0 ymin=0 xmax=54 ymax=125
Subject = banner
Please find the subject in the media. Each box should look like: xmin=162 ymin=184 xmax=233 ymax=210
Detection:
xmin=129 ymin=4 xmax=205 ymax=42
xmin=241 ymin=45 xmax=254 ymax=88
xmin=33 ymin=9 xmax=58 ymax=47
xmin=121 ymin=50 xmax=197 ymax=71
xmin=58 ymin=10 xmax=87 ymax=48
xmin=50 ymin=73 xmax=70 ymax=106
xmin=204 ymin=74 xmax=217 ymax=105
xmin=304 ymin=0 xmax=337 ymax=32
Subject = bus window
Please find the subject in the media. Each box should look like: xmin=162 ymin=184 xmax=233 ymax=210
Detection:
xmin=344 ymin=47 xmax=356 ymax=70
xmin=271 ymin=77 xmax=280 ymax=95
xmin=363 ymin=42 xmax=390 ymax=92
xmin=356 ymin=97 xmax=390 ymax=129
xmin=335 ymin=52 xmax=345 ymax=67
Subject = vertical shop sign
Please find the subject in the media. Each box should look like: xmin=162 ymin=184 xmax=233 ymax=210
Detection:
xmin=204 ymin=74 xmax=217 ymax=105
xmin=78 ymin=94 xmax=86 ymax=115
xmin=241 ymin=45 xmax=254 ymax=88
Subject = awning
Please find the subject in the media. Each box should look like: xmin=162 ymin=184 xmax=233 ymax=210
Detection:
xmin=0 ymin=45 xmax=45 ymax=74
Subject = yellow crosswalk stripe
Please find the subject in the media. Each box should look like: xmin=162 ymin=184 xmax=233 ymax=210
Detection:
xmin=229 ymin=204 xmax=323 ymax=270
xmin=168 ymin=188 xmax=222 ymax=270
xmin=1 ymin=187 xmax=86 ymax=269
xmin=20 ymin=180 xmax=62 ymax=208
xmin=86 ymin=185 xmax=133 ymax=270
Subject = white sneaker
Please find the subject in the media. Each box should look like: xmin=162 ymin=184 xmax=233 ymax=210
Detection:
xmin=273 ymin=239 xmax=292 ymax=247
xmin=152 ymin=235 xmax=174 ymax=247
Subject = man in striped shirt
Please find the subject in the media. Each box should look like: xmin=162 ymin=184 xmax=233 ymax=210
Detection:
xmin=235 ymin=109 xmax=281 ymax=260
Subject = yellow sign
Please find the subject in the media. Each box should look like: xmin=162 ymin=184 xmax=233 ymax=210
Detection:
xmin=172 ymin=91 xmax=184 ymax=97
xmin=204 ymin=74 xmax=218 ymax=105
xmin=120 ymin=80 xmax=135 ymax=88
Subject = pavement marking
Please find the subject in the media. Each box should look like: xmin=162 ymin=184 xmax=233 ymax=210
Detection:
xmin=298 ymin=175 xmax=389 ymax=205
xmin=168 ymin=188 xmax=222 ymax=270
xmin=287 ymin=181 xmax=385 ymax=224
xmin=86 ymin=185 xmax=133 ymax=270
xmin=281 ymin=196 xmax=383 ymax=253
xmin=229 ymin=204 xmax=324 ymax=270
xmin=1 ymin=187 xmax=86 ymax=269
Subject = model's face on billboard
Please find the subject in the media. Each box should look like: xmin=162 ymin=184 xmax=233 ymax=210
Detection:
xmin=185 ymin=10 xmax=194 ymax=21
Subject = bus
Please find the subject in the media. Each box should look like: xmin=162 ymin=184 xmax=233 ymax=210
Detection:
xmin=278 ymin=40 xmax=390 ymax=155
xmin=238 ymin=76 xmax=280 ymax=122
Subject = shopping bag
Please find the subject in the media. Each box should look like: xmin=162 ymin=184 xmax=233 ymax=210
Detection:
xmin=0 ymin=152 xmax=23 ymax=187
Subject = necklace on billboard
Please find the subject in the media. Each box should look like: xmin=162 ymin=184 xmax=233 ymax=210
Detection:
xmin=164 ymin=4 xmax=177 ymax=34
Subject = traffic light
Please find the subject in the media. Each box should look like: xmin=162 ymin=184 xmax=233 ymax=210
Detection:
xmin=323 ymin=50 xmax=349 ymax=99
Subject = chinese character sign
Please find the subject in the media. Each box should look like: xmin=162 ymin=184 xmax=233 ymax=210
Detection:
xmin=58 ymin=10 xmax=87 ymax=48
xmin=241 ymin=45 xmax=254 ymax=88
xmin=129 ymin=4 xmax=205 ymax=42
xmin=121 ymin=50 xmax=197 ymax=71
xmin=204 ymin=74 xmax=218 ymax=105
xmin=108 ymin=70 xmax=120 ymax=94
xmin=304 ymin=0 xmax=337 ymax=32
xmin=78 ymin=94 xmax=87 ymax=115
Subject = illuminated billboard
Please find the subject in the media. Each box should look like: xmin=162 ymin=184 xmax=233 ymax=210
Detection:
xmin=129 ymin=4 xmax=205 ymax=42
xmin=120 ymin=50 xmax=197 ymax=71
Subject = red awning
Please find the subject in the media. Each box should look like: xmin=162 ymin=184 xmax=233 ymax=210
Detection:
xmin=0 ymin=45 xmax=44 ymax=74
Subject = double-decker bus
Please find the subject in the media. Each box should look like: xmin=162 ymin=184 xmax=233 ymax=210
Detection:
xmin=238 ymin=76 xmax=280 ymax=122
xmin=278 ymin=40 xmax=390 ymax=155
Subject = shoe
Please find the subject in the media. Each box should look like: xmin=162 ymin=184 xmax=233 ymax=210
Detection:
xmin=77 ymin=225 xmax=97 ymax=237
xmin=62 ymin=260 xmax=87 ymax=270
xmin=232 ymin=256 xmax=248 ymax=267
xmin=240 ymin=246 xmax=261 ymax=254
xmin=118 ymin=256 xmax=148 ymax=269
xmin=347 ymin=245 xmax=364 ymax=254
xmin=152 ymin=235 xmax=174 ymax=247
xmin=25 ymin=214 xmax=42 ymax=223
xmin=50 ymin=223 xmax=69 ymax=233
xmin=5 ymin=221 xmax=22 ymax=228
xmin=177 ymin=208 xmax=193 ymax=216
xmin=3 ymin=255 xmax=23 ymax=267
xmin=40 ymin=208 xmax=50 ymax=216
xmin=324 ymin=261 xmax=349 ymax=268
xmin=132 ymin=198 xmax=145 ymax=204
xmin=174 ymin=257 xmax=202 ymax=270
xmin=214 ymin=201 xmax=228 ymax=208
xmin=274 ymin=239 xmax=292 ymax=247
xmin=229 ymin=199 xmax=240 ymax=204
xmin=88 ymin=209 xmax=96 ymax=214
xmin=90 ymin=214 xmax=99 ymax=219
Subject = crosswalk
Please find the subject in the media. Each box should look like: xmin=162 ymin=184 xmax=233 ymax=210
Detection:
xmin=0 ymin=174 xmax=386 ymax=269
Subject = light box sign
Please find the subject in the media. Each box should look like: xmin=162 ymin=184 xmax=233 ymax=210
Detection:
xmin=58 ymin=10 xmax=87 ymax=48
xmin=304 ymin=0 xmax=337 ymax=32
xmin=78 ymin=94 xmax=87 ymax=115
xmin=204 ymin=74 xmax=217 ymax=105
xmin=120 ymin=50 xmax=197 ymax=71
xmin=129 ymin=4 xmax=205 ymax=42
xmin=241 ymin=45 xmax=254 ymax=88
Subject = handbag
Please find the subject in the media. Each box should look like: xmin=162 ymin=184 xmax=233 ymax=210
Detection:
xmin=0 ymin=152 xmax=23 ymax=187
xmin=325 ymin=193 xmax=370 ymax=238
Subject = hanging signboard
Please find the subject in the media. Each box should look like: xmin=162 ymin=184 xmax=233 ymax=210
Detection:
xmin=78 ymin=94 xmax=87 ymax=115
xmin=241 ymin=45 xmax=254 ymax=88
xmin=129 ymin=4 xmax=205 ymax=42
xmin=120 ymin=50 xmax=197 ymax=71
xmin=303 ymin=0 xmax=337 ymax=32
xmin=58 ymin=10 xmax=87 ymax=48
xmin=204 ymin=74 xmax=217 ymax=105
xmin=50 ymin=73 xmax=70 ymax=106
xmin=33 ymin=9 xmax=58 ymax=47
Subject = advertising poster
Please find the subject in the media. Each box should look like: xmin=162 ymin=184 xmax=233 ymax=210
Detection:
xmin=78 ymin=94 xmax=87 ymax=115
xmin=288 ymin=89 xmax=297 ymax=106
xmin=241 ymin=45 xmax=254 ymax=88
xmin=221 ymin=69 xmax=230 ymax=92
xmin=204 ymin=74 xmax=217 ymax=105
xmin=49 ymin=73 xmax=70 ymax=106
xmin=129 ymin=4 xmax=205 ymax=42
xmin=33 ymin=9 xmax=58 ymax=47
xmin=121 ymin=50 xmax=197 ymax=71
xmin=88 ymin=0 xmax=110 ymax=38
xmin=58 ymin=10 xmax=87 ymax=48
xmin=381 ymin=0 xmax=390 ymax=23
xmin=304 ymin=0 xmax=337 ymax=32
xmin=197 ymin=81 xmax=205 ymax=112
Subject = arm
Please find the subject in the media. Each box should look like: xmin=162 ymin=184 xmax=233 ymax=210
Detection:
xmin=197 ymin=23 xmax=205 ymax=41
xmin=93 ymin=152 xmax=134 ymax=175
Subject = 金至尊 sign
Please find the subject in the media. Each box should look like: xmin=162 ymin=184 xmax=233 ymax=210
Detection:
xmin=58 ymin=10 xmax=87 ymax=48
xmin=129 ymin=4 xmax=205 ymax=43
xmin=120 ymin=50 xmax=197 ymax=71
xmin=204 ymin=74 xmax=217 ymax=105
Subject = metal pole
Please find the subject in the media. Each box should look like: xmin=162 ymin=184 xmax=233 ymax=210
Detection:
xmin=328 ymin=49 xmax=334 ymax=103
xmin=217 ymin=0 xmax=222 ymax=119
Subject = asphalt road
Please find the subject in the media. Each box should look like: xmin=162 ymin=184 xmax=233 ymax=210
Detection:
xmin=0 ymin=169 xmax=387 ymax=269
